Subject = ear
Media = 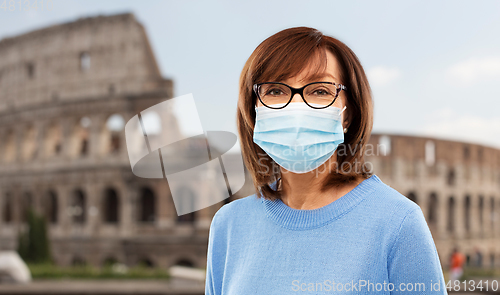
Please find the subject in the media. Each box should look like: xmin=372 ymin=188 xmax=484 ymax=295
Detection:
xmin=343 ymin=116 xmax=349 ymax=127
xmin=342 ymin=104 xmax=351 ymax=130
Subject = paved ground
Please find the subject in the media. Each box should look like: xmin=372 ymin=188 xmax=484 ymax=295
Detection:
xmin=1 ymin=278 xmax=499 ymax=294
xmin=0 ymin=278 xmax=205 ymax=295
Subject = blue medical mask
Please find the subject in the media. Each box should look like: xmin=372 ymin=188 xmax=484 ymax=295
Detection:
xmin=253 ymin=103 xmax=345 ymax=174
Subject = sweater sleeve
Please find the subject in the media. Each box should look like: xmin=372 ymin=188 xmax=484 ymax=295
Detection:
xmin=387 ymin=208 xmax=448 ymax=294
xmin=205 ymin=207 xmax=225 ymax=295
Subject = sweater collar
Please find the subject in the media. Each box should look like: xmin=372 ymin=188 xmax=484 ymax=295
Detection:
xmin=261 ymin=174 xmax=381 ymax=230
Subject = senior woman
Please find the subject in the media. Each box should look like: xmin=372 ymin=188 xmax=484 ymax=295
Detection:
xmin=205 ymin=27 xmax=447 ymax=294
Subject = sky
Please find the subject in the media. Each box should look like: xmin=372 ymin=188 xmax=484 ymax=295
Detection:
xmin=1 ymin=0 xmax=500 ymax=150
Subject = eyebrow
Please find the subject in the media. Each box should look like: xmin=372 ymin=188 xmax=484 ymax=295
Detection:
xmin=299 ymin=73 xmax=338 ymax=83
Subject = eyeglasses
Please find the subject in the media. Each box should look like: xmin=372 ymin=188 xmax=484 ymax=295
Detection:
xmin=253 ymin=81 xmax=347 ymax=109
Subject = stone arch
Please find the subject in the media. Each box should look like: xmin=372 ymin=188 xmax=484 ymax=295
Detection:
xmin=463 ymin=145 xmax=470 ymax=160
xmin=102 ymin=256 xmax=118 ymax=267
xmin=138 ymin=186 xmax=155 ymax=223
xmin=71 ymin=189 xmax=86 ymax=224
xmin=425 ymin=140 xmax=436 ymax=166
xmin=447 ymin=196 xmax=455 ymax=233
xmin=26 ymin=62 xmax=35 ymax=78
xmin=22 ymin=124 xmax=36 ymax=161
xmin=103 ymin=187 xmax=119 ymax=223
xmin=44 ymin=121 xmax=62 ymax=157
xmin=406 ymin=191 xmax=417 ymax=204
xmin=2 ymin=192 xmax=13 ymax=223
xmin=100 ymin=113 xmax=125 ymax=155
xmin=378 ymin=135 xmax=391 ymax=156
xmin=176 ymin=187 xmax=196 ymax=223
xmin=3 ymin=129 xmax=16 ymax=162
xmin=427 ymin=192 xmax=438 ymax=225
xmin=174 ymin=258 xmax=195 ymax=268
xmin=70 ymin=117 xmax=91 ymax=157
xmin=71 ymin=256 xmax=87 ymax=267
xmin=464 ymin=195 xmax=471 ymax=232
xmin=43 ymin=190 xmax=58 ymax=224
xmin=490 ymin=197 xmax=495 ymax=230
xmin=478 ymin=195 xmax=484 ymax=232
xmin=447 ymin=168 xmax=456 ymax=186
xmin=80 ymin=51 xmax=90 ymax=71
xmin=498 ymin=197 xmax=500 ymax=233
xmin=20 ymin=191 xmax=33 ymax=223
xmin=137 ymin=257 xmax=154 ymax=268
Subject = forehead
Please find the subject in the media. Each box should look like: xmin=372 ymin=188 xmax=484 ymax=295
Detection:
xmin=283 ymin=50 xmax=341 ymax=84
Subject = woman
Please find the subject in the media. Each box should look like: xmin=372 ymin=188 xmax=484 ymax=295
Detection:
xmin=205 ymin=27 xmax=447 ymax=294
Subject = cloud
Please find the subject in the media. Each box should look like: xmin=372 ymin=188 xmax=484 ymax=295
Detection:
xmin=366 ymin=66 xmax=401 ymax=87
xmin=446 ymin=56 xmax=500 ymax=84
xmin=420 ymin=107 xmax=500 ymax=148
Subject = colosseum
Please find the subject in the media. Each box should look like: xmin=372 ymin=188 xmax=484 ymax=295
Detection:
xmin=366 ymin=133 xmax=500 ymax=269
xmin=0 ymin=13 xmax=241 ymax=269
xmin=0 ymin=12 xmax=499 ymax=273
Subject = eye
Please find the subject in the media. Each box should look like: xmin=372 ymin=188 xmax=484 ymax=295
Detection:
xmin=265 ymin=88 xmax=286 ymax=96
xmin=310 ymin=87 xmax=333 ymax=96
xmin=314 ymin=89 xmax=328 ymax=95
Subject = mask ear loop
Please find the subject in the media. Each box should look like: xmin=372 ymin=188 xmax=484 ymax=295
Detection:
xmin=340 ymin=105 xmax=347 ymax=114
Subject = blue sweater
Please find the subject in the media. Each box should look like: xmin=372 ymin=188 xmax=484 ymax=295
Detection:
xmin=205 ymin=174 xmax=448 ymax=294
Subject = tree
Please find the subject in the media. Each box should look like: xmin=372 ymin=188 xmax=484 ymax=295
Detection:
xmin=17 ymin=208 xmax=52 ymax=264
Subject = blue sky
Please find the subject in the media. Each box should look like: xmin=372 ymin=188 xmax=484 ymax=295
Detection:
xmin=2 ymin=0 xmax=500 ymax=149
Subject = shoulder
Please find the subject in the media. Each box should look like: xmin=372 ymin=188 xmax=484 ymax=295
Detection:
xmin=210 ymin=194 xmax=262 ymax=229
xmin=365 ymin=175 xmax=421 ymax=221
xmin=367 ymin=178 xmax=435 ymax=251
xmin=359 ymin=175 xmax=427 ymax=247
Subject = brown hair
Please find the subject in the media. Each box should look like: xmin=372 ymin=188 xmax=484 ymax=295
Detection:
xmin=237 ymin=26 xmax=374 ymax=201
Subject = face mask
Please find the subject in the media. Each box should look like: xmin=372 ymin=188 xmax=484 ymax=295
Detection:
xmin=253 ymin=102 xmax=345 ymax=174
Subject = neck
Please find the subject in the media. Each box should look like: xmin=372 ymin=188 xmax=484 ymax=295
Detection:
xmin=280 ymin=156 xmax=361 ymax=210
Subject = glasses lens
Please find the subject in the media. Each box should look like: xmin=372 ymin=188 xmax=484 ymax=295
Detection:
xmin=258 ymin=83 xmax=291 ymax=108
xmin=304 ymin=83 xmax=338 ymax=107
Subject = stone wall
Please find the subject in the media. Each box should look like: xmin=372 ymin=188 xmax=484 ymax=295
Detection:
xmin=367 ymin=133 xmax=500 ymax=268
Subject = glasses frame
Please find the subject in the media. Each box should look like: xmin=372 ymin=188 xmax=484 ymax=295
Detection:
xmin=253 ymin=81 xmax=347 ymax=109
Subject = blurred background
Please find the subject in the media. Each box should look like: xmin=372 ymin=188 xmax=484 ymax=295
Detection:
xmin=0 ymin=0 xmax=499 ymax=294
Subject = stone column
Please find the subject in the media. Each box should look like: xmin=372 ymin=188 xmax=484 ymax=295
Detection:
xmin=392 ymin=158 xmax=405 ymax=185
xmin=492 ymin=197 xmax=498 ymax=239
xmin=33 ymin=120 xmax=47 ymax=161
xmin=455 ymin=195 xmax=465 ymax=240
xmin=118 ymin=112 xmax=128 ymax=159
xmin=0 ymin=129 xmax=5 ymax=166
xmin=14 ymin=125 xmax=23 ymax=163
xmin=481 ymin=195 xmax=487 ymax=239
xmin=157 ymin=179 xmax=173 ymax=229
xmin=196 ymin=178 xmax=216 ymax=230
xmin=60 ymin=117 xmax=75 ymax=159
xmin=86 ymin=182 xmax=101 ymax=237
xmin=436 ymin=195 xmax=446 ymax=240
xmin=0 ymin=187 xmax=4 ymax=229
xmin=89 ymin=115 xmax=105 ymax=160
xmin=120 ymin=181 xmax=137 ymax=237
xmin=469 ymin=194 xmax=479 ymax=239
xmin=420 ymin=190 xmax=429 ymax=224
xmin=32 ymin=187 xmax=44 ymax=217
xmin=11 ymin=187 xmax=20 ymax=227
xmin=57 ymin=185 xmax=72 ymax=236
